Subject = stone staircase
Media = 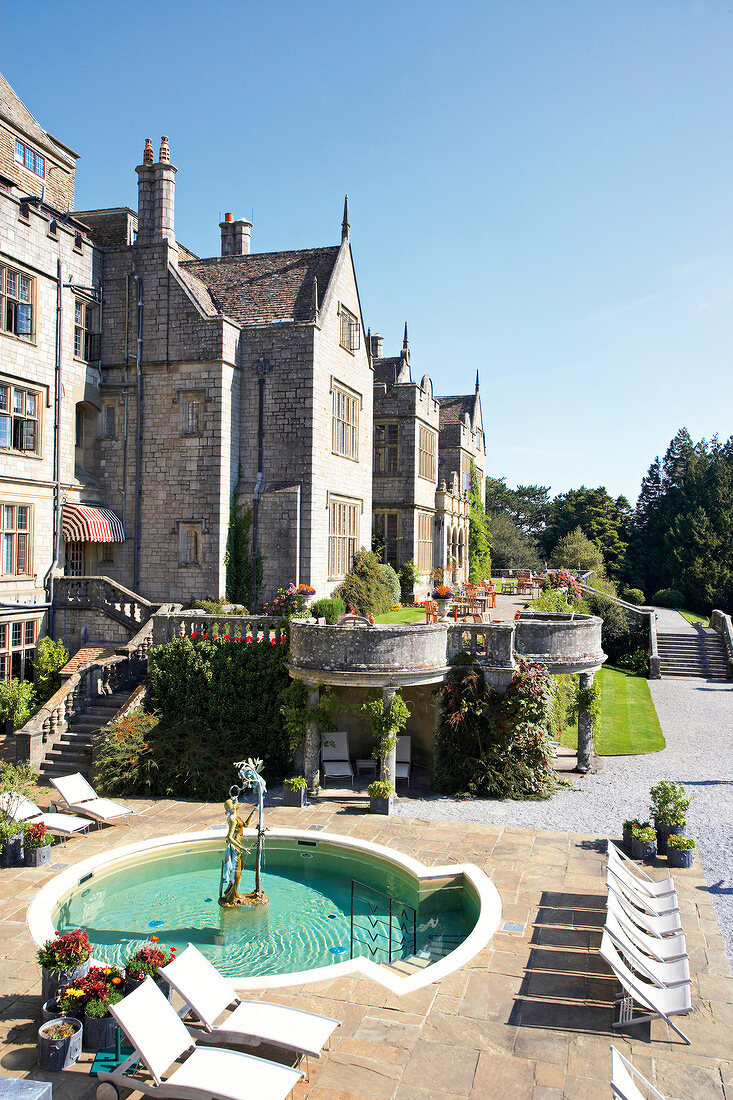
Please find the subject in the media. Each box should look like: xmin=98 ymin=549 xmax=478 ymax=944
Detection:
xmin=657 ymin=628 xmax=729 ymax=680
xmin=38 ymin=690 xmax=132 ymax=781
xmin=382 ymin=934 xmax=464 ymax=978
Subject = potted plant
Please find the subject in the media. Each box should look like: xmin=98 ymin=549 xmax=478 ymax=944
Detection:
xmin=23 ymin=821 xmax=54 ymax=867
xmin=649 ymin=781 xmax=690 ymax=855
xmin=54 ymin=964 xmax=125 ymax=1046
xmin=622 ymin=819 xmax=643 ymax=850
xmin=631 ymin=824 xmax=657 ymax=862
xmin=37 ymin=1017 xmax=83 ymax=1071
xmin=0 ymin=817 xmax=24 ymax=867
xmin=283 ymin=775 xmax=308 ymax=808
xmin=37 ymin=928 xmax=92 ymax=1002
xmin=368 ymin=780 xmax=394 ymax=816
xmin=83 ymin=982 xmax=125 ymax=1051
xmin=431 ymin=586 xmax=455 ymax=620
xmin=125 ymin=938 xmax=175 ymax=998
xmin=667 ymin=834 xmax=696 ymax=869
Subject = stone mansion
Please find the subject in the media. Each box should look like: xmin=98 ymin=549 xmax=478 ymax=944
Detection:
xmin=0 ymin=72 xmax=484 ymax=669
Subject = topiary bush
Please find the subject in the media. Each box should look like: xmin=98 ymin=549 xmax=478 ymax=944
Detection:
xmin=434 ymin=656 xmax=557 ymax=799
xmin=310 ymin=597 xmax=345 ymax=624
xmin=651 ymin=588 xmax=684 ymax=609
xmin=378 ymin=564 xmax=401 ymax=606
xmin=334 ymin=549 xmax=393 ymax=616
xmin=620 ymin=587 xmax=645 ymax=605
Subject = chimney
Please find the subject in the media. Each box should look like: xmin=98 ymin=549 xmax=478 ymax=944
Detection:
xmin=370 ymin=333 xmax=383 ymax=359
xmin=136 ymin=135 xmax=177 ymax=254
xmin=220 ymin=212 xmax=252 ymax=256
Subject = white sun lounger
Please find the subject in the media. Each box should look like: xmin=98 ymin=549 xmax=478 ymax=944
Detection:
xmin=395 ymin=735 xmax=411 ymax=784
xmin=599 ymin=932 xmax=692 ymax=1045
xmin=606 ymin=868 xmax=680 ymax=918
xmin=607 ymin=888 xmax=685 ymax=941
xmin=610 ymin=1045 xmax=667 ymax=1100
xmin=97 ymin=976 xmax=302 ymax=1100
xmin=160 ymin=944 xmax=340 ymax=1078
xmin=50 ymin=772 xmax=133 ymax=827
xmin=607 ymin=841 xmax=676 ymax=898
xmin=604 ymin=910 xmax=691 ymax=989
xmin=606 ymin=894 xmax=688 ymax=963
xmin=321 ymin=731 xmax=354 ymax=784
xmin=0 ymin=792 xmax=91 ymax=837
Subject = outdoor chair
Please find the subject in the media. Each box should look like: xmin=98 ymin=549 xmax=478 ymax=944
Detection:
xmin=320 ymin=730 xmax=354 ymax=785
xmin=97 ymin=976 xmax=303 ymax=1100
xmin=606 ymin=894 xmax=688 ymax=963
xmin=395 ymin=735 xmax=412 ymax=785
xmin=0 ymin=792 xmax=91 ymax=838
xmin=160 ymin=944 xmax=340 ymax=1079
xmin=50 ymin=772 xmax=133 ymax=827
xmin=606 ymin=888 xmax=686 ymax=941
xmin=610 ymin=1045 xmax=668 ymax=1100
xmin=604 ymin=910 xmax=691 ymax=988
xmin=424 ymin=599 xmax=438 ymax=624
xmin=606 ymin=868 xmax=679 ymax=917
xmin=599 ymin=932 xmax=692 ymax=1044
xmin=607 ymin=841 xmax=676 ymax=898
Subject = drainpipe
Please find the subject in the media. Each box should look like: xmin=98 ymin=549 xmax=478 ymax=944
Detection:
xmin=294 ymin=483 xmax=301 ymax=589
xmin=133 ymin=275 xmax=143 ymax=593
xmin=42 ymin=259 xmax=65 ymax=627
xmin=250 ymin=357 xmax=272 ymax=610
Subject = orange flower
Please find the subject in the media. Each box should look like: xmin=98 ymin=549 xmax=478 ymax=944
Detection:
xmin=150 ymin=935 xmax=159 ymax=943
xmin=112 ymin=976 xmax=122 ymax=985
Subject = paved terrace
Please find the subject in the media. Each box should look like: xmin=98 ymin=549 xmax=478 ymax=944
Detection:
xmin=1 ymin=795 xmax=732 ymax=1100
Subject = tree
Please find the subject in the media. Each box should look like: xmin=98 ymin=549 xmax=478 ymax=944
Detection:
xmin=543 ymin=486 xmax=631 ymax=578
xmin=468 ymin=461 xmax=492 ymax=581
xmin=32 ymin=637 xmax=68 ymax=704
xmin=487 ymin=511 xmax=542 ymax=570
xmin=549 ymin=526 xmax=605 ymax=576
xmin=485 ymin=478 xmax=551 ymax=543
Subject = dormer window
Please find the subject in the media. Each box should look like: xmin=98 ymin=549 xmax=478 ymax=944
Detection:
xmin=14 ymin=139 xmax=45 ymax=178
xmin=339 ymin=305 xmax=360 ymax=352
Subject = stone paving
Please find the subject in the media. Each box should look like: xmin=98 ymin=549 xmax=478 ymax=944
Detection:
xmin=1 ymin=792 xmax=732 ymax=1099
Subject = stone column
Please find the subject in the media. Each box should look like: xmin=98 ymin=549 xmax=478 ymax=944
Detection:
xmin=381 ymin=687 xmax=397 ymax=783
xmin=576 ymin=671 xmax=595 ymax=774
xmin=304 ymin=685 xmax=321 ymax=796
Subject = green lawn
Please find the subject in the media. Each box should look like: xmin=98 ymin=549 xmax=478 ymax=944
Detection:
xmin=374 ymin=607 xmax=427 ymax=625
xmin=675 ymin=608 xmax=708 ymax=626
xmin=559 ymin=665 xmax=665 ymax=756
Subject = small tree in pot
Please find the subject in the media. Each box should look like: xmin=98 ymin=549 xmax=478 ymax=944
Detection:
xmin=23 ymin=821 xmax=54 ymax=867
xmin=631 ymin=823 xmax=657 ymax=862
xmin=667 ymin=834 xmax=696 ymax=869
xmin=368 ymin=780 xmax=394 ymax=815
xmin=283 ymin=775 xmax=307 ymax=808
xmin=649 ymin=782 xmax=690 ymax=855
xmin=125 ymin=938 xmax=175 ymax=998
xmin=37 ymin=928 xmax=92 ymax=1002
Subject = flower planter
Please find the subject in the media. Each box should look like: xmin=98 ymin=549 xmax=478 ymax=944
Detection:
xmin=0 ymin=835 xmax=24 ymax=867
xmin=435 ymin=599 xmax=452 ymax=621
xmin=41 ymin=958 xmax=91 ymax=1003
xmin=369 ymin=794 xmax=393 ymax=816
xmin=83 ymin=1011 xmax=119 ymax=1051
xmin=654 ymin=820 xmax=686 ymax=857
xmin=125 ymin=975 xmax=172 ymax=1001
xmin=631 ymin=836 xmax=657 ymax=862
xmin=283 ymin=786 xmax=307 ymax=808
xmin=668 ymin=847 xmax=695 ymax=869
xmin=41 ymin=998 xmax=83 ymax=1023
xmin=622 ymin=826 xmax=635 ymax=850
xmin=24 ymin=844 xmax=52 ymax=868
xmin=37 ymin=1017 xmax=83 ymax=1071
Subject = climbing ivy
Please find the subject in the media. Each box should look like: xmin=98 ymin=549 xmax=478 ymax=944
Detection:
xmin=279 ymin=679 xmax=339 ymax=754
xmin=359 ymin=692 xmax=411 ymax=761
xmin=225 ymin=466 xmax=262 ymax=607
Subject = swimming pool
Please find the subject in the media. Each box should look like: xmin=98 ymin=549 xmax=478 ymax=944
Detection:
xmin=28 ymin=829 xmax=502 ymax=994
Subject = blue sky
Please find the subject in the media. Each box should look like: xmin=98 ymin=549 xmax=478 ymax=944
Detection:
xmin=3 ymin=1 xmax=732 ymax=503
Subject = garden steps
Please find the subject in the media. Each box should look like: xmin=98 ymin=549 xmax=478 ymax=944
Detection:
xmin=38 ymin=690 xmax=134 ymax=781
xmin=656 ymin=630 xmax=728 ymax=680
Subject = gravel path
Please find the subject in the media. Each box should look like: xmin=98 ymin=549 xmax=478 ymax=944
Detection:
xmin=395 ymin=675 xmax=733 ymax=964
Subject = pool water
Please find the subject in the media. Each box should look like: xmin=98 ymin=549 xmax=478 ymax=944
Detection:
xmin=54 ymin=838 xmax=477 ymax=978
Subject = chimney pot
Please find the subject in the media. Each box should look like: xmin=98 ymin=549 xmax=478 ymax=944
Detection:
xmin=143 ymin=138 xmax=154 ymax=165
xmin=159 ymin=136 xmax=170 ymax=163
xmin=225 ymin=212 xmax=234 ymax=222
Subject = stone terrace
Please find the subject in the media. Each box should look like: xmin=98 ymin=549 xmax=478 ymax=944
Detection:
xmin=1 ymin=795 xmax=732 ymax=1099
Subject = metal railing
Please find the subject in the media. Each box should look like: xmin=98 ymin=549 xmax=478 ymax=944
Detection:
xmin=350 ymin=878 xmax=416 ymax=965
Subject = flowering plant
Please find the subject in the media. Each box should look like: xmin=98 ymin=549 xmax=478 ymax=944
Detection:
xmin=431 ymin=586 xmax=455 ymax=599
xmin=125 ymin=939 xmax=175 ymax=980
xmin=263 ymin=584 xmax=298 ymax=617
xmin=540 ymin=570 xmax=581 ymax=600
xmin=37 ymin=929 xmax=92 ymax=974
xmin=23 ymin=822 xmax=54 ymax=849
xmin=297 ymin=583 xmax=315 ymax=596
xmin=58 ymin=965 xmax=124 ymax=1012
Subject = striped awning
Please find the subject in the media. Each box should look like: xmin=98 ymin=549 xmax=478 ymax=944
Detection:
xmin=62 ymin=504 xmax=125 ymax=543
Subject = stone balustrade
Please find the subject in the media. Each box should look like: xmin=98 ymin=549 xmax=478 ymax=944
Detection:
xmin=54 ymin=575 xmax=156 ymax=630
xmin=151 ymin=611 xmax=288 ymax=647
xmin=14 ymin=617 xmax=156 ymax=767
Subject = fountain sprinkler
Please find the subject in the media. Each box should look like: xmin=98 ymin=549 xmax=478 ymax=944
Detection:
xmin=219 ymin=758 xmax=269 ymax=909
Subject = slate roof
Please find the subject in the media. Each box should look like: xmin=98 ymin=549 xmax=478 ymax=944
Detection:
xmin=373 ymin=357 xmax=407 ymax=386
xmin=180 ymin=246 xmax=340 ymax=325
xmin=437 ymin=394 xmax=476 ymax=430
xmin=0 ymin=71 xmax=77 ymax=164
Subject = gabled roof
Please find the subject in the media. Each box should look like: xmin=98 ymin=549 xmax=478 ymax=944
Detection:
xmin=0 ymin=71 xmax=78 ymax=165
xmin=437 ymin=393 xmax=477 ymax=430
xmin=373 ymin=356 xmax=411 ymax=386
xmin=180 ymin=246 xmax=340 ymax=325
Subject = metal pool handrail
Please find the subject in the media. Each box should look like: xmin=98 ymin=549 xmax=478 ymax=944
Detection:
xmin=350 ymin=878 xmax=417 ymax=964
